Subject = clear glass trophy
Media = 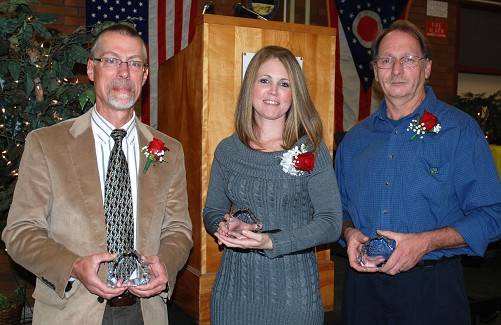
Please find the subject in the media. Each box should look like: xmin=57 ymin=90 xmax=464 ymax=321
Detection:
xmin=228 ymin=208 xmax=281 ymax=234
xmin=106 ymin=250 xmax=151 ymax=288
xmin=357 ymin=235 xmax=396 ymax=268
xmin=230 ymin=208 xmax=263 ymax=232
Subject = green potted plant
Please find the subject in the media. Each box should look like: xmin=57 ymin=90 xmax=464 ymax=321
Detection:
xmin=0 ymin=0 xmax=95 ymax=230
xmin=454 ymin=90 xmax=501 ymax=175
xmin=0 ymin=0 xmax=96 ymax=319
xmin=0 ymin=287 xmax=25 ymax=324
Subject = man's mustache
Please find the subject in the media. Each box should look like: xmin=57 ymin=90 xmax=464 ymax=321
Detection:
xmin=110 ymin=79 xmax=134 ymax=89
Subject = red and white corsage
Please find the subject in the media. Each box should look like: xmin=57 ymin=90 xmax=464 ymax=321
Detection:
xmin=280 ymin=143 xmax=315 ymax=176
xmin=142 ymin=138 xmax=168 ymax=173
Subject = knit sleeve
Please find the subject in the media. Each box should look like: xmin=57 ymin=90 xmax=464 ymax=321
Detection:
xmin=203 ymin=155 xmax=231 ymax=235
xmin=264 ymin=142 xmax=343 ymax=258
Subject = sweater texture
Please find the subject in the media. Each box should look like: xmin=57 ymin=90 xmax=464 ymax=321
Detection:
xmin=204 ymin=134 xmax=342 ymax=325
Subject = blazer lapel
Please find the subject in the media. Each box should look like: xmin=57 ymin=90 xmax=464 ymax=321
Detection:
xmin=67 ymin=110 xmax=107 ymax=249
xmin=136 ymin=121 xmax=156 ymax=253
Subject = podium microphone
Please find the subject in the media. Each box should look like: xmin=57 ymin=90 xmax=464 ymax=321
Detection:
xmin=202 ymin=2 xmax=215 ymax=15
xmin=233 ymin=3 xmax=268 ymax=21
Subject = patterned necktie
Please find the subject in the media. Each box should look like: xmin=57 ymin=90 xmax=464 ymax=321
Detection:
xmin=104 ymin=129 xmax=135 ymax=280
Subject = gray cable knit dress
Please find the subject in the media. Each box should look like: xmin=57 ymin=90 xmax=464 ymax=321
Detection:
xmin=203 ymin=134 xmax=342 ymax=325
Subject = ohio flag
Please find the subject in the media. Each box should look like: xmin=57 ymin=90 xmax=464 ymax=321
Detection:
xmin=328 ymin=0 xmax=410 ymax=132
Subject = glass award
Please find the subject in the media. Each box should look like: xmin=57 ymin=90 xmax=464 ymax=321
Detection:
xmin=107 ymin=250 xmax=151 ymax=288
xmin=228 ymin=208 xmax=281 ymax=234
xmin=357 ymin=235 xmax=396 ymax=268
xmin=230 ymin=208 xmax=263 ymax=232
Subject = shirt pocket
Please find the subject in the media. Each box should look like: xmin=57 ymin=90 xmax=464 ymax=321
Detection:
xmin=421 ymin=158 xmax=449 ymax=183
xmin=416 ymin=142 xmax=450 ymax=183
xmin=413 ymin=149 xmax=453 ymax=208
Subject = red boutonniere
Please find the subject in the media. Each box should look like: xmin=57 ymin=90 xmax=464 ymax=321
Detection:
xmin=142 ymin=138 xmax=168 ymax=173
xmin=280 ymin=144 xmax=315 ymax=176
xmin=407 ymin=111 xmax=442 ymax=140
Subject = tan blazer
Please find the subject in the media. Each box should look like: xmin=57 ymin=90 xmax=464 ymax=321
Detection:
xmin=2 ymin=109 xmax=193 ymax=325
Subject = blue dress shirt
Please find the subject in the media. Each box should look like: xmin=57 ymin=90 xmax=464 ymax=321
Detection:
xmin=335 ymin=86 xmax=501 ymax=259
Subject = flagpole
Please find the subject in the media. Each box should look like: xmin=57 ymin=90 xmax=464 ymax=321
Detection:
xmin=283 ymin=0 xmax=287 ymax=22
xmin=403 ymin=0 xmax=413 ymax=19
xmin=305 ymin=0 xmax=310 ymax=24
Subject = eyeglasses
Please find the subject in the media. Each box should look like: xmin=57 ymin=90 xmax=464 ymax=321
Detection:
xmin=373 ymin=55 xmax=427 ymax=69
xmin=92 ymin=57 xmax=148 ymax=72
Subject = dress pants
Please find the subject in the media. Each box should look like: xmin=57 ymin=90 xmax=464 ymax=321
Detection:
xmin=102 ymin=300 xmax=144 ymax=325
xmin=342 ymin=257 xmax=471 ymax=325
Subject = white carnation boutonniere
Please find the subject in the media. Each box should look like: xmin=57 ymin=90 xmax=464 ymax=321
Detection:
xmin=280 ymin=143 xmax=315 ymax=176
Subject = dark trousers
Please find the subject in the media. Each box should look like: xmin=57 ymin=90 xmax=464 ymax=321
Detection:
xmin=342 ymin=257 xmax=471 ymax=325
xmin=102 ymin=300 xmax=144 ymax=325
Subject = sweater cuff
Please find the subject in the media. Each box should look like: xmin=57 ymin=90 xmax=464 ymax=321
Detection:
xmin=207 ymin=217 xmax=223 ymax=236
xmin=261 ymin=232 xmax=291 ymax=259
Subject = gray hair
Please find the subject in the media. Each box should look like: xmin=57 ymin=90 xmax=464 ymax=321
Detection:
xmin=372 ymin=20 xmax=431 ymax=60
xmin=90 ymin=23 xmax=147 ymax=61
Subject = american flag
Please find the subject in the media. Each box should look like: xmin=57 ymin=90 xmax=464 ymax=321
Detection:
xmin=86 ymin=0 xmax=197 ymax=128
xmin=327 ymin=0 xmax=410 ymax=132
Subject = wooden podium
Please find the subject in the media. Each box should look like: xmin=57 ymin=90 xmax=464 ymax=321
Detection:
xmin=157 ymin=14 xmax=336 ymax=324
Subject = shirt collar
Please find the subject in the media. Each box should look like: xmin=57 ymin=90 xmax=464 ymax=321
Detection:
xmin=373 ymin=85 xmax=436 ymax=129
xmin=91 ymin=106 xmax=137 ymax=145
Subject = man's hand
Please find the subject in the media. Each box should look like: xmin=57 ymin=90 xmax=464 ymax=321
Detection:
xmin=344 ymin=227 xmax=380 ymax=273
xmin=71 ymin=252 xmax=126 ymax=300
xmin=377 ymin=230 xmax=429 ymax=275
xmin=127 ymin=255 xmax=168 ymax=298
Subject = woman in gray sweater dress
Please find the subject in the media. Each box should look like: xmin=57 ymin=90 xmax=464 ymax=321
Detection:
xmin=203 ymin=46 xmax=342 ymax=325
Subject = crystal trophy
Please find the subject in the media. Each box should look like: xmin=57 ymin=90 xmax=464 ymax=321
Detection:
xmin=230 ymin=208 xmax=263 ymax=232
xmin=107 ymin=250 xmax=151 ymax=288
xmin=357 ymin=235 xmax=396 ymax=268
xmin=228 ymin=208 xmax=281 ymax=234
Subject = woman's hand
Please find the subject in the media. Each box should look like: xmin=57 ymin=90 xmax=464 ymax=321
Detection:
xmin=215 ymin=230 xmax=273 ymax=250
xmin=216 ymin=214 xmax=262 ymax=239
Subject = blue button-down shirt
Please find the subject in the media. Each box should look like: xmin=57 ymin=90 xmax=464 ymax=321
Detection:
xmin=335 ymin=86 xmax=501 ymax=259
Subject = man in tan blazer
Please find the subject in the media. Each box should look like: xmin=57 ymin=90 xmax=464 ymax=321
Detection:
xmin=2 ymin=24 xmax=193 ymax=324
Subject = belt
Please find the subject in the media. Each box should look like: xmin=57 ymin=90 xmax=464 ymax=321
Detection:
xmin=99 ymin=291 xmax=137 ymax=307
xmin=413 ymin=256 xmax=460 ymax=269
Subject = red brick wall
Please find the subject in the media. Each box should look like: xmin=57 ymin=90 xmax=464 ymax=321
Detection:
xmin=32 ymin=0 xmax=86 ymax=34
xmin=407 ymin=0 xmax=458 ymax=104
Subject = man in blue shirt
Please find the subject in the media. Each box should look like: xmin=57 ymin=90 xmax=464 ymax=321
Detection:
xmin=335 ymin=20 xmax=501 ymax=325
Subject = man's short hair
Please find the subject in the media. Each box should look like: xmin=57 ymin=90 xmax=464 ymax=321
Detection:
xmin=90 ymin=23 xmax=147 ymax=60
xmin=372 ymin=20 xmax=431 ymax=60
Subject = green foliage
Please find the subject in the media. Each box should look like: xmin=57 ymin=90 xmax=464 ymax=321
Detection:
xmin=454 ymin=91 xmax=501 ymax=145
xmin=0 ymin=286 xmax=25 ymax=310
xmin=0 ymin=0 xmax=96 ymax=225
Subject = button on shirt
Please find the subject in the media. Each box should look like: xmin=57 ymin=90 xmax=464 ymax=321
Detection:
xmin=91 ymin=107 xmax=140 ymax=246
xmin=335 ymin=87 xmax=501 ymax=259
